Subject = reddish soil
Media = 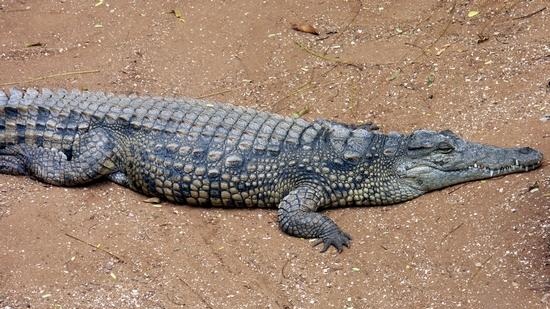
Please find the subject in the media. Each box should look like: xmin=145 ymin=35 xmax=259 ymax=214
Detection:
xmin=0 ymin=1 xmax=549 ymax=308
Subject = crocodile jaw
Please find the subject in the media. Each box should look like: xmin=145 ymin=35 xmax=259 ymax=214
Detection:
xmin=397 ymin=145 xmax=543 ymax=193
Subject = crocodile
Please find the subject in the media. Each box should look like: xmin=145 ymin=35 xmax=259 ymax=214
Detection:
xmin=0 ymin=88 xmax=543 ymax=252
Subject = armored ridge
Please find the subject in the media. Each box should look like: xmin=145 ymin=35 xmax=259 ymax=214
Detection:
xmin=0 ymin=88 xmax=543 ymax=252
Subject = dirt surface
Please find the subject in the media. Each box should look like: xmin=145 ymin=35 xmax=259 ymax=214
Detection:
xmin=0 ymin=0 xmax=549 ymax=308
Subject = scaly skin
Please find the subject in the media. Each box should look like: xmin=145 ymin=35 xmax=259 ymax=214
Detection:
xmin=0 ymin=88 xmax=543 ymax=252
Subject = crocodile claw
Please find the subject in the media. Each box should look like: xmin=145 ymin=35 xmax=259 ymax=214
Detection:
xmin=313 ymin=230 xmax=352 ymax=253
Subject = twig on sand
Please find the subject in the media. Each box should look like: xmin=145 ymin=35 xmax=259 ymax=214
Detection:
xmin=417 ymin=0 xmax=456 ymax=56
xmin=404 ymin=42 xmax=430 ymax=58
xmin=281 ymin=258 xmax=291 ymax=279
xmin=387 ymin=0 xmax=457 ymax=82
xmin=441 ymin=222 xmax=464 ymax=242
xmin=196 ymin=89 xmax=232 ymax=99
xmin=272 ymin=80 xmax=316 ymax=112
xmin=0 ymin=7 xmax=31 ymax=13
xmin=0 ymin=69 xmax=100 ymax=87
xmin=177 ymin=275 xmax=215 ymax=309
xmin=294 ymin=40 xmax=362 ymax=70
xmin=468 ymin=254 xmax=494 ymax=283
xmin=322 ymin=0 xmax=362 ymax=54
xmin=64 ymin=232 xmax=124 ymax=263
xmin=512 ymin=6 xmax=546 ymax=20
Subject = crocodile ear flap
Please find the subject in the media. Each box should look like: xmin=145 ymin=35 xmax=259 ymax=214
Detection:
xmin=439 ymin=129 xmax=457 ymax=137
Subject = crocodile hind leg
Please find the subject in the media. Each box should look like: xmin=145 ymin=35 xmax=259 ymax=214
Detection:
xmin=278 ymin=185 xmax=352 ymax=253
xmin=0 ymin=128 xmax=118 ymax=186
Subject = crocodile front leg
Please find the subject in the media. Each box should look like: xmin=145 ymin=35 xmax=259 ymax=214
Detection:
xmin=0 ymin=128 xmax=118 ymax=186
xmin=278 ymin=185 xmax=352 ymax=253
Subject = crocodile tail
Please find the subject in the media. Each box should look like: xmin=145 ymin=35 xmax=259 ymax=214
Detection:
xmin=0 ymin=88 xmax=87 ymax=152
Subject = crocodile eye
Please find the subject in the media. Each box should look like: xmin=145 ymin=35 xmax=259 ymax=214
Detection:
xmin=437 ymin=141 xmax=454 ymax=153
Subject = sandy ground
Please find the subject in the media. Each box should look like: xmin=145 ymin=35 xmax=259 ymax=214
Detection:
xmin=0 ymin=0 xmax=549 ymax=308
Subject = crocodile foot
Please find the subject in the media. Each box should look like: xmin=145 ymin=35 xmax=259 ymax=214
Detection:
xmin=313 ymin=229 xmax=352 ymax=253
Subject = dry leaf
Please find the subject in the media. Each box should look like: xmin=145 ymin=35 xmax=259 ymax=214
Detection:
xmin=477 ymin=33 xmax=489 ymax=44
xmin=291 ymin=23 xmax=319 ymax=35
xmin=292 ymin=107 xmax=310 ymax=118
xmin=386 ymin=69 xmax=401 ymax=81
xmin=426 ymin=73 xmax=435 ymax=86
xmin=170 ymin=9 xmax=185 ymax=23
xmin=143 ymin=197 xmax=161 ymax=204
xmin=25 ymin=42 xmax=44 ymax=47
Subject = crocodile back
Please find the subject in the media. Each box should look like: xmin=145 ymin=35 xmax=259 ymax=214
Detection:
xmin=0 ymin=88 xmax=320 ymax=162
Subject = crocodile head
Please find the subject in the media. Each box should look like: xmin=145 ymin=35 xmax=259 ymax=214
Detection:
xmin=395 ymin=130 xmax=543 ymax=195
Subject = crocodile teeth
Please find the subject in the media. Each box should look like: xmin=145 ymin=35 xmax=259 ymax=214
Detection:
xmin=515 ymin=159 xmax=519 ymax=166
xmin=490 ymin=170 xmax=494 ymax=177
